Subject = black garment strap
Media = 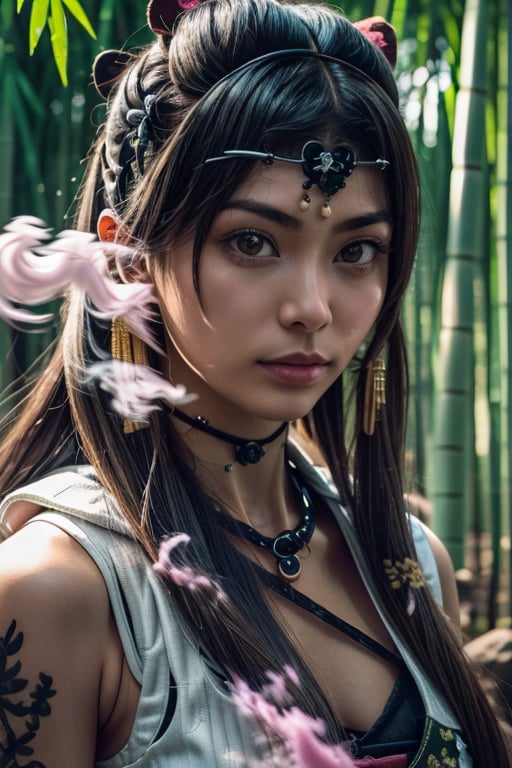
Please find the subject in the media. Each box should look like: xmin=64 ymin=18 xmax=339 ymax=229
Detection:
xmin=171 ymin=409 xmax=288 ymax=469
xmin=257 ymin=567 xmax=403 ymax=667
xmin=171 ymin=409 xmax=287 ymax=448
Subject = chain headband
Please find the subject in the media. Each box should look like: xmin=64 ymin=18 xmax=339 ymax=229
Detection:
xmin=204 ymin=141 xmax=390 ymax=218
xmin=92 ymin=3 xmax=397 ymax=209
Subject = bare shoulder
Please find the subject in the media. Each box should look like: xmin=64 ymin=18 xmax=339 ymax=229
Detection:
xmin=0 ymin=520 xmax=112 ymax=767
xmin=0 ymin=519 xmax=111 ymax=634
xmin=418 ymin=521 xmax=462 ymax=637
xmin=1 ymin=516 xmax=107 ymax=586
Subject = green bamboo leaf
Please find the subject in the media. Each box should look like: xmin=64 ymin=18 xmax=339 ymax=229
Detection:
xmin=61 ymin=0 xmax=96 ymax=39
xmin=29 ymin=0 xmax=50 ymax=55
xmin=17 ymin=0 xmax=26 ymax=11
xmin=48 ymin=0 xmax=68 ymax=86
xmin=441 ymin=9 xmax=462 ymax=69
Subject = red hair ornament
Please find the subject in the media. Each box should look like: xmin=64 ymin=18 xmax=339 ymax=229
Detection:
xmin=354 ymin=16 xmax=397 ymax=69
xmin=147 ymin=0 xmax=202 ymax=35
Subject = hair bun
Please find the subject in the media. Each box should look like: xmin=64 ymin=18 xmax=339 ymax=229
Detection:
xmin=93 ymin=50 xmax=134 ymax=99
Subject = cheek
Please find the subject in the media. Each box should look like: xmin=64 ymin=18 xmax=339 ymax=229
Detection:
xmin=154 ymin=262 xmax=200 ymax=331
xmin=334 ymin=269 xmax=387 ymax=333
xmin=361 ymin=260 xmax=389 ymax=323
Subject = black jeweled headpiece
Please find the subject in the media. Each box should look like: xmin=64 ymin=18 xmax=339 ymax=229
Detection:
xmin=204 ymin=141 xmax=389 ymax=218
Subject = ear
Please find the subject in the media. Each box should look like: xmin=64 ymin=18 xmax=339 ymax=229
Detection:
xmin=97 ymin=209 xmax=122 ymax=243
xmin=98 ymin=209 xmax=150 ymax=283
xmin=354 ymin=17 xmax=397 ymax=70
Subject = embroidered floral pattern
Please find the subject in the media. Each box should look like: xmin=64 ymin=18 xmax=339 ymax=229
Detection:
xmin=414 ymin=720 xmax=462 ymax=768
xmin=426 ymin=748 xmax=458 ymax=767
xmin=383 ymin=558 xmax=426 ymax=590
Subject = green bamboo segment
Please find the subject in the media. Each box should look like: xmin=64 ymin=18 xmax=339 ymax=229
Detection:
xmin=389 ymin=0 xmax=408 ymax=38
xmin=429 ymin=0 xmax=488 ymax=569
xmin=0 ymin=17 xmax=17 ymax=391
xmin=0 ymin=35 xmax=15 ymax=225
xmin=492 ymin=0 xmax=512 ymax=622
xmin=391 ymin=1 xmax=465 ymax=507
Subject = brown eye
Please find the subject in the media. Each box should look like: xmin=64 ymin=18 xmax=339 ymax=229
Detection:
xmin=236 ymin=233 xmax=265 ymax=255
xmin=341 ymin=243 xmax=365 ymax=263
xmin=226 ymin=230 xmax=277 ymax=260
xmin=336 ymin=240 xmax=382 ymax=265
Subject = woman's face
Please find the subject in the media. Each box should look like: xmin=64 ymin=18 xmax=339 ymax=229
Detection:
xmin=154 ymin=160 xmax=391 ymax=432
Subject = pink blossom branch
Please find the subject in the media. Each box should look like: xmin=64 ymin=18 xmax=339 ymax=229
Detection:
xmin=154 ymin=532 xmax=227 ymax=602
xmin=0 ymin=216 xmax=156 ymax=347
xmin=229 ymin=671 xmax=357 ymax=768
xmin=89 ymin=360 xmax=197 ymax=422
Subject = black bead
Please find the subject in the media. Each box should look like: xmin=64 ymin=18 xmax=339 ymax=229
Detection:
xmin=273 ymin=532 xmax=299 ymax=557
xmin=278 ymin=556 xmax=302 ymax=580
xmin=235 ymin=441 xmax=265 ymax=465
xmin=227 ymin=460 xmax=315 ymax=582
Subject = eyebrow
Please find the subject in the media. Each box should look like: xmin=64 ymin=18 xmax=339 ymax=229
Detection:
xmin=222 ymin=199 xmax=392 ymax=232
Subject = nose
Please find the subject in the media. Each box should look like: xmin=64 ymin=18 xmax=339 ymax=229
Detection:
xmin=278 ymin=267 xmax=333 ymax=332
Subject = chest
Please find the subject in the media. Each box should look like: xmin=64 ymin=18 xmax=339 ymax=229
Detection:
xmin=262 ymin=510 xmax=404 ymax=732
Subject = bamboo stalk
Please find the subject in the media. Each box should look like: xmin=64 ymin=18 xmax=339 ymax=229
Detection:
xmin=429 ymin=0 xmax=489 ymax=569
xmin=0 ymin=15 xmax=17 ymax=391
xmin=493 ymin=0 xmax=512 ymax=624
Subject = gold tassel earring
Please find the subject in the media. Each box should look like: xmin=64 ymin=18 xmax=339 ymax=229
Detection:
xmin=362 ymin=357 xmax=386 ymax=436
xmin=111 ymin=316 xmax=148 ymax=433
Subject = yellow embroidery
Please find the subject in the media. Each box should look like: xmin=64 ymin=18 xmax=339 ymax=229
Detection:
xmin=440 ymin=747 xmax=458 ymax=766
xmin=422 ymin=722 xmax=460 ymax=768
xmin=383 ymin=557 xmax=426 ymax=589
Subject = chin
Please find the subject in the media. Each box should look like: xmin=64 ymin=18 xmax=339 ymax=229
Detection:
xmin=253 ymin=404 xmax=317 ymax=424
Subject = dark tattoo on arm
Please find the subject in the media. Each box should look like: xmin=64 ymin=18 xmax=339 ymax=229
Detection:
xmin=0 ymin=620 xmax=56 ymax=768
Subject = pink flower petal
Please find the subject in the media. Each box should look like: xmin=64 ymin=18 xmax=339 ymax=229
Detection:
xmin=89 ymin=360 xmax=197 ymax=422
xmin=154 ymin=533 xmax=226 ymax=602
xmin=0 ymin=217 xmax=157 ymax=347
xmin=229 ymin=671 xmax=357 ymax=768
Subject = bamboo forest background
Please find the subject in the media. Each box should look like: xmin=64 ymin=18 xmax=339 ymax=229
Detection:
xmin=0 ymin=0 xmax=510 ymax=632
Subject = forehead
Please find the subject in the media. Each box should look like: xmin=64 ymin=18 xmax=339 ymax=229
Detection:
xmin=227 ymin=160 xmax=390 ymax=220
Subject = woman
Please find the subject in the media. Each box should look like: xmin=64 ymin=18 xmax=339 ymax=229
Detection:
xmin=0 ymin=0 xmax=508 ymax=765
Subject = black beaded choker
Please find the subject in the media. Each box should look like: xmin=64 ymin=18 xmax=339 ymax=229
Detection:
xmin=171 ymin=409 xmax=288 ymax=472
xmin=223 ymin=459 xmax=315 ymax=582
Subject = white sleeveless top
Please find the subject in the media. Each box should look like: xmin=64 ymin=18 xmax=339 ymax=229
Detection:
xmin=0 ymin=451 xmax=472 ymax=767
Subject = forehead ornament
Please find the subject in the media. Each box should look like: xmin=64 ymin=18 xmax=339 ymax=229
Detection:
xmin=204 ymin=141 xmax=390 ymax=218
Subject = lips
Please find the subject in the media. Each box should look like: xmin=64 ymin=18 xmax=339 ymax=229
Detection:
xmin=258 ymin=353 xmax=329 ymax=384
xmin=263 ymin=352 xmax=329 ymax=366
